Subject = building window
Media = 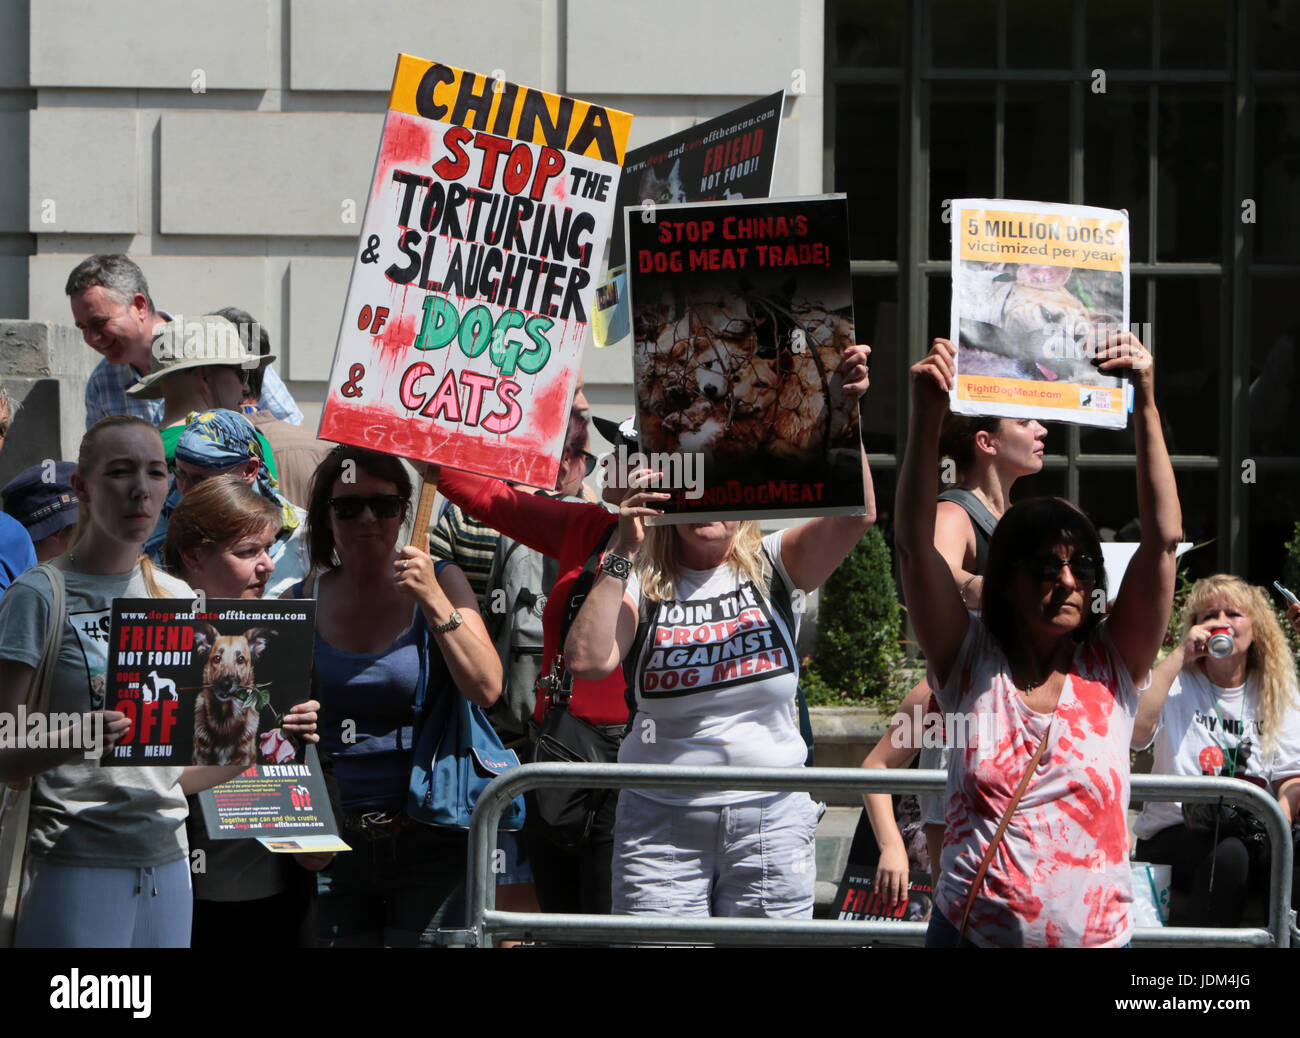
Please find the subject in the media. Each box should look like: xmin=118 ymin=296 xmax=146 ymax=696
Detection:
xmin=827 ymin=0 xmax=1300 ymax=583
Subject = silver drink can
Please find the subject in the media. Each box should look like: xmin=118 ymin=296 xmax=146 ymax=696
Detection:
xmin=1207 ymin=628 xmax=1234 ymax=659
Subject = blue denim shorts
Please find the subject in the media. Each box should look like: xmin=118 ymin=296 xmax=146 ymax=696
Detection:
xmin=612 ymin=790 xmax=820 ymax=918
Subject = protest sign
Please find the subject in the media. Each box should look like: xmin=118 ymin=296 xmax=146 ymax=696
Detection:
xmin=199 ymin=744 xmax=347 ymax=851
xmin=593 ymin=91 xmax=784 ymax=347
xmin=950 ymin=198 xmax=1131 ymax=429
xmin=835 ymin=866 xmax=934 ymax=923
xmin=103 ymin=599 xmax=315 ymax=767
xmin=624 ymin=194 xmax=865 ymax=523
xmin=319 ymin=54 xmax=632 ymax=488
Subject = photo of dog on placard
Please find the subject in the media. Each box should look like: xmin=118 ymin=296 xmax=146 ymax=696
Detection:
xmin=955 ymin=261 xmax=1124 ymax=385
xmin=192 ymin=624 xmax=274 ymax=766
xmin=634 ymin=283 xmax=859 ymax=465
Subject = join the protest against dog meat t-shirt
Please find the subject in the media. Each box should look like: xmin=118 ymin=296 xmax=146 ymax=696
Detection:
xmin=1133 ymin=669 xmax=1300 ymax=840
xmin=930 ymin=616 xmax=1144 ymax=948
xmin=0 ymin=565 xmax=192 ymax=867
xmin=619 ymin=531 xmax=804 ymax=806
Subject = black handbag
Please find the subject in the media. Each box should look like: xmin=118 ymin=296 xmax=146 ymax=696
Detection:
xmin=528 ymin=528 xmax=620 ymax=848
xmin=1182 ymin=794 xmax=1271 ymax=872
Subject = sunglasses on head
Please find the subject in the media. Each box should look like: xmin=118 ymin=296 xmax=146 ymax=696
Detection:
xmin=328 ymin=494 xmax=405 ymax=521
xmin=1020 ymin=552 xmax=1101 ymax=585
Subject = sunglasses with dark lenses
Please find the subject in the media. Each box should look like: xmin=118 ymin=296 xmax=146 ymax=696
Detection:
xmin=328 ymin=494 xmax=405 ymax=521
xmin=1021 ymin=553 xmax=1101 ymax=585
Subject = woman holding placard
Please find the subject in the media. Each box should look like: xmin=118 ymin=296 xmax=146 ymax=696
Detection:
xmin=563 ymin=343 xmax=873 ymax=918
xmin=163 ymin=474 xmax=324 ymax=947
xmin=296 ymin=446 xmax=501 ymax=947
xmin=0 ymin=417 xmax=267 ymax=947
xmin=897 ymin=334 xmax=1180 ymax=947
xmin=859 ymin=409 xmax=1047 ymax=908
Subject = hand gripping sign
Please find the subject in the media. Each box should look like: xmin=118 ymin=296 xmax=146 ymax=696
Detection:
xmin=320 ymin=54 xmax=631 ymax=488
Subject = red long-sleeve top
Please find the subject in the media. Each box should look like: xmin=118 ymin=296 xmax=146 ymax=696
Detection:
xmin=437 ymin=467 xmax=627 ymax=726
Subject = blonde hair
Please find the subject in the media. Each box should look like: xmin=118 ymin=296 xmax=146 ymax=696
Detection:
xmin=69 ymin=415 xmax=167 ymax=597
xmin=1181 ymin=574 xmax=1299 ymax=753
xmin=635 ymin=520 xmax=766 ymax=603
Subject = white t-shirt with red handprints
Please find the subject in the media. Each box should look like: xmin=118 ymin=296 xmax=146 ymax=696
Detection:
xmin=931 ymin=617 xmax=1144 ymax=948
xmin=1133 ymin=668 xmax=1300 ymax=840
xmin=619 ymin=531 xmax=804 ymax=806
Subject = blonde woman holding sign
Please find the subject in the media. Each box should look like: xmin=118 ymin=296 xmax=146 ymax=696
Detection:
xmin=564 ymin=343 xmax=873 ymax=918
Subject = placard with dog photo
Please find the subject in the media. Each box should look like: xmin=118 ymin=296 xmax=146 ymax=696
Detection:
xmin=103 ymin=599 xmax=316 ymax=767
xmin=950 ymin=198 xmax=1131 ymax=429
xmin=624 ymin=193 xmax=866 ymax=523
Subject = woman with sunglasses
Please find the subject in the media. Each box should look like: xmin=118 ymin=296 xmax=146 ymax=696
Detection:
xmin=296 ymin=446 xmax=500 ymax=947
xmin=858 ymin=410 xmax=1047 ymax=909
xmin=898 ymin=334 xmax=1181 ymax=947
xmin=1132 ymin=575 xmax=1300 ymax=927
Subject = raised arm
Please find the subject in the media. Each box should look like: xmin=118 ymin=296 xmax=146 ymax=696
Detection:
xmin=434 ymin=465 xmax=606 ymax=562
xmin=782 ymin=344 xmax=876 ymax=592
xmin=1098 ymin=333 xmax=1182 ymax=681
xmin=395 ymin=553 xmax=502 ymax=707
xmin=1131 ymin=620 xmax=1220 ymax=748
xmin=934 ymin=503 xmax=982 ymax=609
xmin=564 ymin=477 xmax=667 ymax=681
xmin=895 ymin=339 xmax=971 ymax=688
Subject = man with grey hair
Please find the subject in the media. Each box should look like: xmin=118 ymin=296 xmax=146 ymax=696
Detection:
xmin=66 ymin=253 xmax=305 ymax=429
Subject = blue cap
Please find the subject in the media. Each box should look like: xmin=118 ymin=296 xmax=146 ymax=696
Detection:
xmin=2 ymin=461 xmax=79 ymax=542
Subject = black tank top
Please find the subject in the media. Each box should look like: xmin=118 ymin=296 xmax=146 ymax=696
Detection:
xmin=937 ymin=487 xmax=998 ymax=574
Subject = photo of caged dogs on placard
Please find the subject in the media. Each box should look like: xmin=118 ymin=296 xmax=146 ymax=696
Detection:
xmin=632 ymin=280 xmax=860 ymax=469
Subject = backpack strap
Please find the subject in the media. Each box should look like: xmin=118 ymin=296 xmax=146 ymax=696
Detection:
xmin=540 ymin=524 xmax=616 ymax=709
xmin=937 ymin=487 xmax=998 ymax=541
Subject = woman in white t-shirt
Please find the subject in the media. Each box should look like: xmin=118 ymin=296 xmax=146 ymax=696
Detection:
xmin=564 ymin=344 xmax=874 ymax=918
xmin=1132 ymin=575 xmax=1300 ymax=926
xmin=0 ymin=416 xmax=289 ymax=947
xmin=896 ymin=335 xmax=1181 ymax=947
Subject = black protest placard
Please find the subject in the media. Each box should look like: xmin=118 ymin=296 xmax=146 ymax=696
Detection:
xmin=594 ymin=92 xmax=784 ymax=346
xmin=198 ymin=744 xmax=345 ymax=849
xmin=625 ymin=194 xmax=865 ymax=522
xmin=835 ymin=866 xmax=934 ymax=923
xmin=104 ymin=599 xmax=315 ymax=767
xmin=608 ymin=91 xmax=783 ymax=270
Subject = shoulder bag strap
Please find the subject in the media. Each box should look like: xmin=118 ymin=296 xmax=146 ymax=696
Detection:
xmin=30 ymin=564 xmax=66 ymax=717
xmin=545 ymin=526 xmax=615 ymax=708
xmin=958 ymin=716 xmax=1054 ymax=943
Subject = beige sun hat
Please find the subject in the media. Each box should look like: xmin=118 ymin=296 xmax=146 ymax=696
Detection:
xmin=127 ymin=313 xmax=276 ymax=399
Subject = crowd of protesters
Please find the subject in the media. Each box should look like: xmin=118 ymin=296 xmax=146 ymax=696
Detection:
xmin=1 ymin=252 xmax=1299 ymax=949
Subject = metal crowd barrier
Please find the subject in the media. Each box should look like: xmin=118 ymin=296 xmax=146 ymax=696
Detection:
xmin=446 ymin=764 xmax=1294 ymax=948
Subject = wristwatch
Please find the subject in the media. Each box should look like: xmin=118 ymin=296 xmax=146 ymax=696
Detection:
xmin=432 ymin=609 xmax=464 ymax=634
xmin=600 ymin=551 xmax=634 ymax=580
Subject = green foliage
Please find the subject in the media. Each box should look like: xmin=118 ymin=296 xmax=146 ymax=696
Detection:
xmin=1284 ymin=521 xmax=1300 ymax=594
xmin=1163 ymin=566 xmax=1194 ymax=652
xmin=800 ymin=526 xmax=906 ymax=712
